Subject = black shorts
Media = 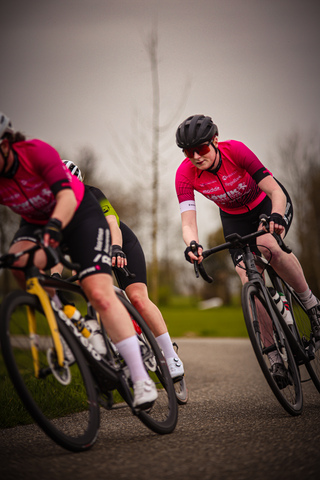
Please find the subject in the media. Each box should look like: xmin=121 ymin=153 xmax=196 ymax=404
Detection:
xmin=219 ymin=180 xmax=293 ymax=265
xmin=12 ymin=190 xmax=113 ymax=280
xmin=113 ymin=221 xmax=147 ymax=289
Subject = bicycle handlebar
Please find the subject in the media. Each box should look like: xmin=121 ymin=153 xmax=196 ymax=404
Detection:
xmin=194 ymin=214 xmax=292 ymax=283
xmin=190 ymin=241 xmax=213 ymax=283
xmin=0 ymin=242 xmax=81 ymax=273
xmin=113 ymin=265 xmax=136 ymax=279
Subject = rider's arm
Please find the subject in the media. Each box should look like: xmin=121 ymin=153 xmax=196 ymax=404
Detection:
xmin=105 ymin=214 xmax=127 ymax=268
xmin=257 ymin=176 xmax=287 ymax=235
xmin=43 ymin=189 xmax=77 ymax=248
xmin=50 ymin=189 xmax=78 ymax=229
xmin=181 ymin=210 xmax=203 ymax=263
xmin=106 ymin=214 xmax=123 ymax=246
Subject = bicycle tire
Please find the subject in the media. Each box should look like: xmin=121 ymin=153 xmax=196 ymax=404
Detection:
xmin=242 ymin=283 xmax=303 ymax=416
xmin=0 ymin=290 xmax=100 ymax=452
xmin=284 ymin=287 xmax=320 ymax=393
xmin=115 ymin=293 xmax=178 ymax=434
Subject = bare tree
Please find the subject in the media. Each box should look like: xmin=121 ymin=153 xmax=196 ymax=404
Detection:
xmin=145 ymin=29 xmax=160 ymax=303
xmin=104 ymin=29 xmax=190 ymax=303
xmin=73 ymin=146 xmax=144 ymax=233
xmin=142 ymin=28 xmax=192 ymax=303
xmin=276 ymin=131 xmax=320 ymax=296
xmin=0 ymin=206 xmax=20 ymax=295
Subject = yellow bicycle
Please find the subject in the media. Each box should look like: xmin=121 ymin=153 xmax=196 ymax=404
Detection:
xmin=0 ymin=242 xmax=178 ymax=451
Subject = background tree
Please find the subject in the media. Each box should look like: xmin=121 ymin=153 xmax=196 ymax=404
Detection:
xmin=146 ymin=29 xmax=160 ymax=304
xmin=276 ymin=131 xmax=320 ymax=297
xmin=71 ymin=146 xmax=144 ymax=233
xmin=102 ymin=28 xmax=190 ymax=304
xmin=0 ymin=207 xmax=20 ymax=296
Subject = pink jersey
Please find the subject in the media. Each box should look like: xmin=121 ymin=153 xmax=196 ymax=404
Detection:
xmin=175 ymin=140 xmax=272 ymax=215
xmin=0 ymin=139 xmax=85 ymax=224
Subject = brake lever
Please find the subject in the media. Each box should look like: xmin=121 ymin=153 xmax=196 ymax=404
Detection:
xmin=113 ymin=265 xmax=136 ymax=278
xmin=258 ymin=214 xmax=292 ymax=254
xmin=190 ymin=241 xmax=200 ymax=278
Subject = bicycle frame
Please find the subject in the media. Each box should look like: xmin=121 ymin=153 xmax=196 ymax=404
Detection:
xmin=239 ymin=244 xmax=295 ymax=361
xmin=200 ymin=226 xmax=314 ymax=366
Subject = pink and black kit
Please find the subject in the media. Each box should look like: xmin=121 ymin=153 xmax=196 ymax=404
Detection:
xmin=175 ymin=140 xmax=293 ymax=263
xmin=0 ymin=139 xmax=112 ymax=279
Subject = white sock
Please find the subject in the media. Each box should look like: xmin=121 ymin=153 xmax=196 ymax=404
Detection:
xmin=115 ymin=335 xmax=149 ymax=383
xmin=155 ymin=332 xmax=177 ymax=359
xmin=296 ymin=288 xmax=318 ymax=310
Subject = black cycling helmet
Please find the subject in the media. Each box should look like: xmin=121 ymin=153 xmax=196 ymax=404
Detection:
xmin=0 ymin=112 xmax=14 ymax=141
xmin=176 ymin=115 xmax=218 ymax=149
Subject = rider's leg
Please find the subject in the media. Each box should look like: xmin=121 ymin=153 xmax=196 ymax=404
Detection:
xmin=125 ymin=282 xmax=184 ymax=378
xmin=125 ymin=282 xmax=167 ymax=336
xmin=257 ymin=234 xmax=318 ymax=308
xmin=81 ymin=274 xmax=154 ymax=383
xmin=258 ymin=234 xmax=320 ymax=339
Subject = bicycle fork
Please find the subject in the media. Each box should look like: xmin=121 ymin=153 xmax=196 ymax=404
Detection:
xmin=26 ymin=276 xmax=65 ymax=376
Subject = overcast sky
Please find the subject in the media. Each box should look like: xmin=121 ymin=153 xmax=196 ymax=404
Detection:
xmin=1 ymin=0 xmax=320 ymax=242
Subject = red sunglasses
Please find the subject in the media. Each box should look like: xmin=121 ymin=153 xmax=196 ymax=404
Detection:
xmin=183 ymin=141 xmax=213 ymax=158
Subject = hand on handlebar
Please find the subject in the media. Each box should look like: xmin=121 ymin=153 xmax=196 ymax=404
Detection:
xmin=259 ymin=213 xmax=285 ymax=236
xmin=42 ymin=218 xmax=62 ymax=248
xmin=258 ymin=214 xmax=292 ymax=254
xmin=111 ymin=244 xmax=127 ymax=268
xmin=184 ymin=241 xmax=203 ymax=264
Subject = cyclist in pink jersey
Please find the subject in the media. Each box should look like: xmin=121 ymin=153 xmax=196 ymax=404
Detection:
xmin=0 ymin=112 xmax=157 ymax=408
xmin=175 ymin=114 xmax=320 ymax=377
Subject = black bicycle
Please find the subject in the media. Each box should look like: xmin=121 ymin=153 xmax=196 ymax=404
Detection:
xmin=0 ymin=242 xmax=178 ymax=452
xmin=192 ymin=215 xmax=320 ymax=416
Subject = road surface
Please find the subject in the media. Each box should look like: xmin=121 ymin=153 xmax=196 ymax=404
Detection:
xmin=1 ymin=338 xmax=320 ymax=480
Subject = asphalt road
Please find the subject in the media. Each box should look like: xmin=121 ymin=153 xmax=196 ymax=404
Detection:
xmin=1 ymin=338 xmax=320 ymax=480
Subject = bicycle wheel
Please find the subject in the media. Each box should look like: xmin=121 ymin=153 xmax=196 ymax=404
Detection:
xmin=284 ymin=287 xmax=320 ymax=393
xmin=0 ymin=290 xmax=100 ymax=452
xmin=242 ymin=283 xmax=303 ymax=416
xmin=115 ymin=293 xmax=178 ymax=434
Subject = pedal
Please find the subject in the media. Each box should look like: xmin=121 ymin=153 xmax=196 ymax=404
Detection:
xmin=172 ymin=375 xmax=184 ymax=384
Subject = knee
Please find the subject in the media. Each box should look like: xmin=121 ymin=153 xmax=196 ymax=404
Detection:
xmin=259 ymin=244 xmax=286 ymax=269
xmin=84 ymin=282 xmax=114 ymax=311
xmin=127 ymin=290 xmax=148 ymax=313
xmin=93 ymin=290 xmax=115 ymax=311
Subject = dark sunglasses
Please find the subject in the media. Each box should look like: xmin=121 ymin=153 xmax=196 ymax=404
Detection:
xmin=183 ymin=141 xmax=213 ymax=158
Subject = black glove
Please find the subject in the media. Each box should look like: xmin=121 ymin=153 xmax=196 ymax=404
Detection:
xmin=269 ymin=213 xmax=286 ymax=227
xmin=184 ymin=241 xmax=203 ymax=263
xmin=111 ymin=245 xmax=127 ymax=262
xmin=43 ymin=218 xmax=62 ymax=244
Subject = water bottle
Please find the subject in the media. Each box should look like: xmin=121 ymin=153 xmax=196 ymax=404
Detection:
xmin=269 ymin=287 xmax=293 ymax=325
xmin=84 ymin=317 xmax=107 ymax=355
xmin=63 ymin=305 xmax=92 ymax=338
xmin=63 ymin=305 xmax=107 ymax=355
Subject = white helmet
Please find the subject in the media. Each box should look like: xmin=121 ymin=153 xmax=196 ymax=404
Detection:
xmin=0 ymin=112 xmax=14 ymax=140
xmin=62 ymin=160 xmax=83 ymax=182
